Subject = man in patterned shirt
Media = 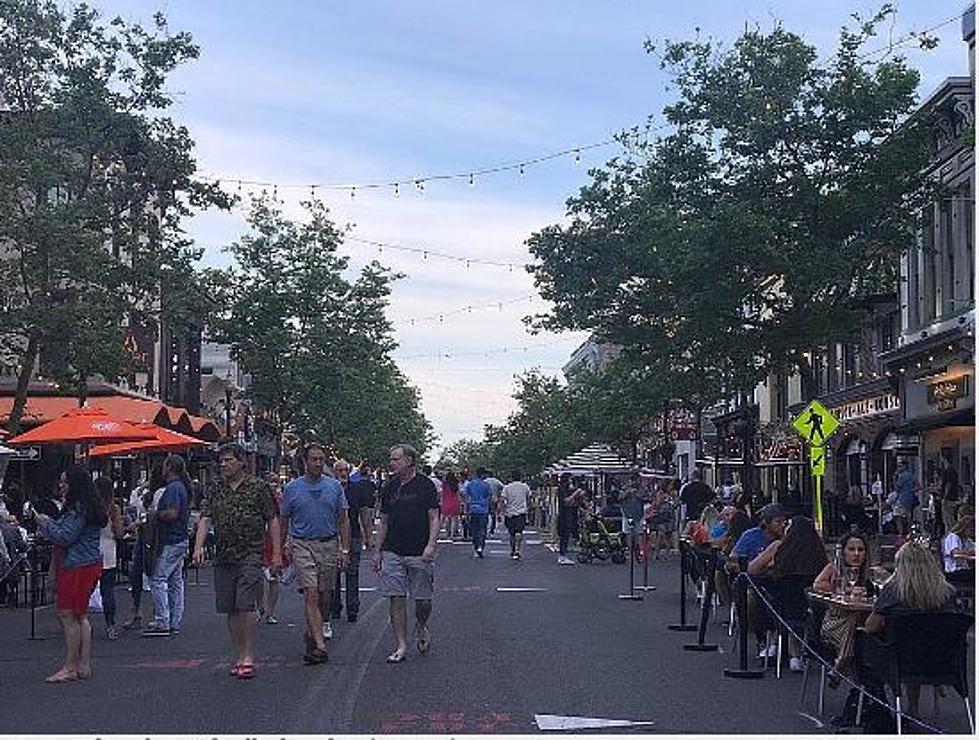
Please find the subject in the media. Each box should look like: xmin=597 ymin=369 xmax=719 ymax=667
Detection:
xmin=193 ymin=442 xmax=282 ymax=680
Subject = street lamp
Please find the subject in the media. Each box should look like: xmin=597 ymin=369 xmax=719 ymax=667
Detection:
xmin=224 ymin=369 xmax=235 ymax=439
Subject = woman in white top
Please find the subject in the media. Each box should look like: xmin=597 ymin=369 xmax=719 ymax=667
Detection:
xmin=95 ymin=478 xmax=125 ymax=640
xmin=942 ymin=514 xmax=975 ymax=586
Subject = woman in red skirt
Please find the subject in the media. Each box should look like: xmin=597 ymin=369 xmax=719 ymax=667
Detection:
xmin=32 ymin=465 xmax=107 ymax=683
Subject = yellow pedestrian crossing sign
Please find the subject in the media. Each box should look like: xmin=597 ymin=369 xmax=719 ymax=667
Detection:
xmin=792 ymin=400 xmax=840 ymax=446
xmin=810 ymin=446 xmax=826 ymax=476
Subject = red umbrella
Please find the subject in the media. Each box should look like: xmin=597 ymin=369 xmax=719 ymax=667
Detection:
xmin=6 ymin=407 xmax=157 ymax=445
xmin=87 ymin=423 xmax=209 ymax=457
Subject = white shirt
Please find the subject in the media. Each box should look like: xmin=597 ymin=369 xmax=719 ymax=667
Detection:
xmin=501 ymin=481 xmax=531 ymax=517
xmin=943 ymin=532 xmax=975 ymax=572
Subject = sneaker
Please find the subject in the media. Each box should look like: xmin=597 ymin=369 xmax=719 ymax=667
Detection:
xmin=303 ymin=647 xmax=329 ymax=665
xmin=476 ymin=549 xmax=484 ymax=559
xmin=141 ymin=624 xmax=171 ymax=637
xmin=514 ymin=552 xmax=522 ymax=560
xmin=265 ymin=615 xmax=278 ymax=624
xmin=322 ymin=621 xmax=333 ymax=640
xmin=106 ymin=625 xmax=121 ymax=640
xmin=789 ymin=657 xmax=805 ymax=673
xmin=122 ymin=614 xmax=142 ymax=630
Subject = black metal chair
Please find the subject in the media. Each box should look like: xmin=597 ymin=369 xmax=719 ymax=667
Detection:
xmin=765 ymin=574 xmax=814 ymax=678
xmin=798 ymin=600 xmax=838 ymax=715
xmin=856 ymin=611 xmax=974 ymax=734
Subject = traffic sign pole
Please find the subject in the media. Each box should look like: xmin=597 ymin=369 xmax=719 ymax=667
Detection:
xmin=792 ymin=401 xmax=839 ymax=538
xmin=814 ymin=474 xmax=823 ymax=534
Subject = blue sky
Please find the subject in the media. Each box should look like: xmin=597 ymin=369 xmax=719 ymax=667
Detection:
xmin=93 ymin=1 xmax=971 ymax=452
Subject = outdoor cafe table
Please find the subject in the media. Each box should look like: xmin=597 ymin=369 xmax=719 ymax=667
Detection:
xmin=806 ymin=589 xmax=875 ymax=613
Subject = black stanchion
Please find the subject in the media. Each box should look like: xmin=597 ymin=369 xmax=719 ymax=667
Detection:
xmin=618 ymin=524 xmax=643 ymax=601
xmin=684 ymin=546 xmax=719 ymax=651
xmin=28 ymin=554 xmax=49 ymax=641
xmin=723 ymin=561 xmax=764 ymax=679
xmin=668 ymin=538 xmax=697 ymax=631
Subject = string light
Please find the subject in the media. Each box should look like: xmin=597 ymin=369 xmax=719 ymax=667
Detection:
xmin=346 ymin=235 xmax=528 ymax=270
xmin=350 ymin=187 xmax=356 ymax=199
xmin=393 ymin=183 xmax=400 ymax=197
xmin=395 ymin=293 xmax=535 ymax=326
xmin=393 ymin=335 xmax=580 ymax=361
xmin=469 ymin=173 xmax=475 ymax=187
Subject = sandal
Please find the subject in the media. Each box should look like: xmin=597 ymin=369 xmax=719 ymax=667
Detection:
xmin=44 ymin=670 xmax=79 ymax=683
xmin=236 ymin=663 xmax=256 ymax=679
xmin=417 ymin=625 xmax=431 ymax=654
xmin=229 ymin=662 xmax=242 ymax=677
xmin=386 ymin=651 xmax=407 ymax=663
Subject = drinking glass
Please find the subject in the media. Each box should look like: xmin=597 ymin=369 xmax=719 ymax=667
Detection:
xmin=844 ymin=566 xmax=859 ymax=596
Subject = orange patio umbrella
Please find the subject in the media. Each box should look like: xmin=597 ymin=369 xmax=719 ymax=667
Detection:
xmin=6 ymin=407 xmax=157 ymax=446
xmin=87 ymin=422 xmax=209 ymax=457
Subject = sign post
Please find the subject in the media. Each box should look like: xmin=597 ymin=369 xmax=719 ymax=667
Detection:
xmin=791 ymin=400 xmax=840 ymax=534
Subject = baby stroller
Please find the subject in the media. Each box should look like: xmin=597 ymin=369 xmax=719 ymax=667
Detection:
xmin=577 ymin=511 xmax=628 ymax=564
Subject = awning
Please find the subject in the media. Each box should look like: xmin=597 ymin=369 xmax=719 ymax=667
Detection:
xmin=0 ymin=397 xmax=80 ymax=424
xmin=895 ymin=407 xmax=975 ymax=434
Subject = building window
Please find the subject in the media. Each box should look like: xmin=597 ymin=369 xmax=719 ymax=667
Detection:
xmin=922 ymin=207 xmax=938 ymax=324
xmin=880 ymin=312 xmax=896 ymax=353
xmin=942 ymin=200 xmax=955 ymax=318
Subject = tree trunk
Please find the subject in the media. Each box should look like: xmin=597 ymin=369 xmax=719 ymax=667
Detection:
xmin=6 ymin=333 xmax=41 ymax=436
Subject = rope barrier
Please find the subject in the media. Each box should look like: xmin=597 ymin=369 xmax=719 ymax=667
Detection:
xmin=742 ymin=572 xmax=946 ymax=734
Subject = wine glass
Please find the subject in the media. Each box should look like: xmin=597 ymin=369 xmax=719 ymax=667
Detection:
xmin=844 ymin=566 xmax=860 ymax=596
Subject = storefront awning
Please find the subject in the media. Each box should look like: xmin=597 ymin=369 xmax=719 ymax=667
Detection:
xmin=895 ymin=407 xmax=975 ymax=434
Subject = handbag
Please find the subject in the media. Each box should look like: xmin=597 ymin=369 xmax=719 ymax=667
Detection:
xmin=142 ymin=512 xmax=160 ymax=577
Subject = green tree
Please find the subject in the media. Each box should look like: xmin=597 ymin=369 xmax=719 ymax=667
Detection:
xmin=528 ymin=7 xmax=933 ymax=404
xmin=434 ymin=437 xmax=496 ymax=473
xmin=213 ymin=195 xmax=431 ymax=463
xmin=0 ymin=0 xmax=228 ymax=432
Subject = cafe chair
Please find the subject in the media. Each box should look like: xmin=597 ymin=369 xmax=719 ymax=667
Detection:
xmin=799 ymin=601 xmax=838 ymax=715
xmin=856 ymin=612 xmax=974 ymax=735
xmin=767 ymin=575 xmax=813 ymax=679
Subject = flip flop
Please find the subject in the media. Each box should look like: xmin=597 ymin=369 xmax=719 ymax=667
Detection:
xmin=236 ymin=663 xmax=256 ymax=679
xmin=386 ymin=651 xmax=407 ymax=663
xmin=417 ymin=626 xmax=431 ymax=654
xmin=44 ymin=671 xmax=79 ymax=683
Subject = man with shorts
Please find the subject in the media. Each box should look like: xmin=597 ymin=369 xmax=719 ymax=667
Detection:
xmin=282 ymin=443 xmax=350 ymax=664
xmin=192 ymin=443 xmax=281 ymax=680
xmin=501 ymin=472 xmax=531 ymax=559
xmin=372 ymin=444 xmax=440 ymax=663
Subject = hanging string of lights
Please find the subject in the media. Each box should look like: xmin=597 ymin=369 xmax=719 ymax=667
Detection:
xmin=200 ymin=137 xmax=624 ymax=199
xmin=395 ymin=293 xmax=538 ymax=327
xmin=347 ymin=235 xmax=529 ymax=271
xmin=393 ymin=335 xmax=580 ymax=361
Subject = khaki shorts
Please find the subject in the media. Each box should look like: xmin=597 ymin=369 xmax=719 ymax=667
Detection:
xmin=380 ymin=551 xmax=434 ymax=601
xmin=287 ymin=537 xmax=338 ymax=593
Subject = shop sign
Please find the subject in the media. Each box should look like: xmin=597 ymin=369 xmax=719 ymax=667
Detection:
xmin=831 ymin=393 xmax=900 ymax=422
xmin=927 ymin=376 xmax=969 ymax=411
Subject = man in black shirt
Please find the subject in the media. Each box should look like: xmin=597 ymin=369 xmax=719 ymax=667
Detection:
xmin=372 ymin=444 xmax=440 ymax=664
xmin=331 ymin=459 xmax=376 ymax=622
xmin=679 ymin=468 xmax=714 ymax=522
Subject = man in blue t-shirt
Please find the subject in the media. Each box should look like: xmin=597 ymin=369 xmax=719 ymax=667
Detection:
xmin=465 ymin=469 xmax=492 ymax=558
xmin=281 ymin=443 xmax=351 ymax=663
xmin=731 ymin=503 xmax=787 ymax=562
xmin=144 ymin=455 xmax=191 ymax=636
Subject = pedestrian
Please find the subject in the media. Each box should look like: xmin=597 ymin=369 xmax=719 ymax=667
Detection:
xmin=440 ymin=471 xmax=462 ymax=539
xmin=465 ymin=469 xmax=492 ymax=558
xmin=484 ymin=472 xmax=504 ymax=535
xmin=143 ymin=455 xmax=191 ymax=637
xmin=94 ymin=477 xmax=124 ymax=640
xmin=679 ymin=468 xmax=713 ymax=522
xmin=372 ymin=444 xmax=439 ymax=663
xmin=892 ymin=461 xmax=919 ymax=536
xmin=939 ymin=454 xmax=961 ymax=536
xmin=31 ymin=465 xmax=107 ymax=682
xmin=501 ymin=472 xmax=531 ymax=559
xmin=556 ymin=474 xmax=585 ymax=565
xmin=259 ymin=472 xmax=286 ymax=625
xmin=331 ymin=458 xmax=375 ymax=623
xmin=281 ymin=443 xmax=351 ymax=663
xmin=192 ymin=443 xmax=282 ymax=680
xmin=122 ymin=466 xmax=165 ymax=630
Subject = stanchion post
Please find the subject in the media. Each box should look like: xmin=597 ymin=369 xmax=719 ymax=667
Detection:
xmin=27 ymin=551 xmax=48 ymax=641
xmin=723 ymin=560 xmax=764 ymax=679
xmin=668 ymin=538 xmax=697 ymax=631
xmin=618 ymin=523 xmax=643 ymax=601
xmin=636 ymin=520 xmax=656 ymax=591
xmin=684 ymin=545 xmax=719 ymax=651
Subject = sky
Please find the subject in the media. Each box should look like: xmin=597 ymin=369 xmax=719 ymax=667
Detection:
xmin=91 ymin=0 xmax=971 ymax=453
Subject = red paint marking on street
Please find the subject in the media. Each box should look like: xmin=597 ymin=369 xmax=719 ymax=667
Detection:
xmin=378 ymin=711 xmax=514 ymax=733
xmin=135 ymin=659 xmax=205 ymax=669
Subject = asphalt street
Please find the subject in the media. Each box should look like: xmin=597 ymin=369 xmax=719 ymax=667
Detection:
xmin=0 ymin=529 xmax=973 ymax=735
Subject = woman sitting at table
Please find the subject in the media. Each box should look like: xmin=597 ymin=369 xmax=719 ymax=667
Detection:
xmin=942 ymin=514 xmax=975 ymax=586
xmin=861 ymin=540 xmax=957 ymax=719
xmin=813 ymin=530 xmax=874 ymax=676
xmin=749 ymin=516 xmax=828 ymax=671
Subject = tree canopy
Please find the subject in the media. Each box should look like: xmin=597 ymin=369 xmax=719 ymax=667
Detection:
xmin=527 ymin=7 xmax=933 ymax=405
xmin=212 ymin=195 xmax=432 ymax=464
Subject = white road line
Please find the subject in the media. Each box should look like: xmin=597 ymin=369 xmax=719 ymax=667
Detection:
xmin=535 ymin=714 xmax=655 ymax=731
xmin=358 ymin=587 xmax=377 ymax=592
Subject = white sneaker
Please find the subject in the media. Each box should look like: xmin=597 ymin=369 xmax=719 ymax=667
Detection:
xmin=789 ymin=657 xmax=805 ymax=673
xmin=322 ymin=621 xmax=333 ymax=640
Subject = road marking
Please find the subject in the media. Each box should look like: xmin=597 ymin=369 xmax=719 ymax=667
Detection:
xmin=796 ymin=711 xmax=826 ymax=729
xmin=535 ymin=714 xmax=655 ymax=731
xmin=496 ymin=587 xmax=546 ymax=593
xmin=526 ymin=540 xmax=543 ymax=545
xmin=358 ymin=587 xmax=377 ymax=592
